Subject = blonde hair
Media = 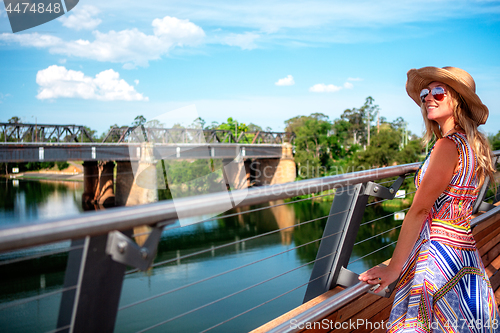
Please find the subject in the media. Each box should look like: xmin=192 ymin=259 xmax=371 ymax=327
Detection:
xmin=420 ymin=84 xmax=495 ymax=187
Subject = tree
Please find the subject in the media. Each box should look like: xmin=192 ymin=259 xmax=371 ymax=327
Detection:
xmin=359 ymin=96 xmax=379 ymax=146
xmin=489 ymin=131 xmax=500 ymax=151
xmin=132 ymin=115 xmax=146 ymax=127
xmin=247 ymin=123 xmax=263 ymax=132
xmin=82 ymin=126 xmax=97 ymax=143
xmin=217 ymin=117 xmax=249 ymax=137
xmin=355 ymin=128 xmax=402 ymax=168
xmin=354 ymin=125 xmax=422 ymax=169
xmin=340 ymin=96 xmax=379 ymax=146
xmin=285 ymin=113 xmax=332 ymax=179
xmin=8 ymin=116 xmax=21 ymax=123
xmin=190 ymin=117 xmax=206 ymax=129
xmin=330 ymin=118 xmax=353 ymax=158
xmin=286 ymin=97 xmax=422 ymax=180
xmin=206 ymin=121 xmax=219 ymax=130
xmin=146 ymin=119 xmax=164 ymax=128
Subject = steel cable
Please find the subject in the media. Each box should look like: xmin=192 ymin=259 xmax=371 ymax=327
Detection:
xmin=46 ymin=325 xmax=71 ymax=333
xmin=155 ymin=187 xmax=344 ymax=231
xmin=349 ymin=240 xmax=398 ymax=265
xmin=359 ymin=207 xmax=410 ymax=228
xmin=131 ymin=189 xmax=339 ymax=238
xmin=353 ymin=224 xmax=402 ymax=247
xmin=199 ymin=272 xmax=331 ymax=333
xmin=120 ymin=230 xmax=342 ymax=311
xmin=136 ymin=252 xmax=334 ymax=332
xmin=0 ymin=285 xmax=77 ymax=311
xmin=126 ymin=208 xmax=348 ymax=274
xmin=0 ymin=244 xmax=84 ymax=267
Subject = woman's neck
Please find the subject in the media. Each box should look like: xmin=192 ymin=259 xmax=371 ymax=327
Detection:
xmin=439 ymin=118 xmax=456 ymax=137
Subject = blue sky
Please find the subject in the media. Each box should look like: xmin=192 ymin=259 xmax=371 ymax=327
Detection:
xmin=0 ymin=0 xmax=500 ymax=137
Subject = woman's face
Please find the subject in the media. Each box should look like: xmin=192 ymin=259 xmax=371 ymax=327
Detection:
xmin=422 ymin=81 xmax=454 ymax=125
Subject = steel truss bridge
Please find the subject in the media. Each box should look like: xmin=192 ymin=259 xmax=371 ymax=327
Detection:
xmin=0 ymin=123 xmax=295 ymax=145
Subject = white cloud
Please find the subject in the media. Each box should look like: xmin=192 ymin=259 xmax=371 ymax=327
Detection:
xmin=347 ymin=77 xmax=363 ymax=81
xmin=58 ymin=5 xmax=102 ymax=31
xmin=132 ymin=0 xmax=500 ymax=44
xmin=0 ymin=93 xmax=11 ymax=103
xmin=343 ymin=82 xmax=354 ymax=89
xmin=275 ymin=75 xmax=294 ymax=86
xmin=58 ymin=58 xmax=67 ymax=64
xmin=134 ymin=80 xmax=139 ymax=85
xmin=222 ymin=32 xmax=259 ymax=50
xmin=36 ymin=65 xmax=148 ymax=101
xmin=0 ymin=33 xmax=62 ymax=48
xmin=309 ymin=83 xmax=342 ymax=93
xmin=0 ymin=16 xmax=205 ymax=68
xmin=152 ymin=16 xmax=205 ymax=45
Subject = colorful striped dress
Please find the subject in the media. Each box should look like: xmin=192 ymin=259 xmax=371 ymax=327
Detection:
xmin=387 ymin=132 xmax=500 ymax=332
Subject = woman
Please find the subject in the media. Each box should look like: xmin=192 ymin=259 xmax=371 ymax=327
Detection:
xmin=359 ymin=66 xmax=499 ymax=332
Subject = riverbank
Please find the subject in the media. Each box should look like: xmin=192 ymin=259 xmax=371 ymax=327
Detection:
xmin=11 ymin=171 xmax=83 ymax=182
xmin=5 ymin=162 xmax=83 ymax=182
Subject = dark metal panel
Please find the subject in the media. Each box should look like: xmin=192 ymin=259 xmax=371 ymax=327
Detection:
xmin=57 ymin=234 xmax=128 ymax=333
xmin=303 ymin=183 xmax=368 ymax=302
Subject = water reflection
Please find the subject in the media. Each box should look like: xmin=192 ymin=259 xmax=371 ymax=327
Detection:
xmin=0 ymin=179 xmax=83 ymax=225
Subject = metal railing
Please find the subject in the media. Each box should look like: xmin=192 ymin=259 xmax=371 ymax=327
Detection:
xmin=0 ymin=152 xmax=498 ymax=332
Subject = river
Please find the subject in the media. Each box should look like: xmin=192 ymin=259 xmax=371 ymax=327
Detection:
xmin=0 ymin=178 xmax=408 ymax=332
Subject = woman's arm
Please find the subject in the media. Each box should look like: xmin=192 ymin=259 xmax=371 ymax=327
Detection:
xmin=358 ymin=137 xmax=459 ymax=292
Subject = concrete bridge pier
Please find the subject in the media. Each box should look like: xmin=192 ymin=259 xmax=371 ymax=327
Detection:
xmin=252 ymin=143 xmax=296 ymax=186
xmin=115 ymin=143 xmax=158 ymax=206
xmin=115 ymin=143 xmax=158 ymax=246
xmin=222 ymin=158 xmax=252 ymax=190
xmin=82 ymin=161 xmax=115 ymax=210
xmin=82 ymin=161 xmax=98 ymax=209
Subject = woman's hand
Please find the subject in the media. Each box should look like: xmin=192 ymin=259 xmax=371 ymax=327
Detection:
xmin=358 ymin=265 xmax=400 ymax=294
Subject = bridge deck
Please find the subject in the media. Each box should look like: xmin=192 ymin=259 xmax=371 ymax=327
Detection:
xmin=0 ymin=142 xmax=284 ymax=162
xmin=253 ymin=209 xmax=500 ymax=333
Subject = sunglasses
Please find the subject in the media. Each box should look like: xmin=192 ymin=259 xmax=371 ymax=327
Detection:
xmin=420 ymin=86 xmax=446 ymax=103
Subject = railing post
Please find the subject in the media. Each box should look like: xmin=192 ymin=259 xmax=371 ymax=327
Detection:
xmin=303 ymin=176 xmax=405 ymax=303
xmin=57 ymin=233 xmax=129 ymax=333
xmin=303 ymin=183 xmax=369 ymax=302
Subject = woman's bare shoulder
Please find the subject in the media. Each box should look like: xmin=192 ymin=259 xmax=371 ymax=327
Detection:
xmin=431 ymin=137 xmax=459 ymax=160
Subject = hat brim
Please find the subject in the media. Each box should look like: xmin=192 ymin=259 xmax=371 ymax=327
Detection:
xmin=406 ymin=67 xmax=488 ymax=125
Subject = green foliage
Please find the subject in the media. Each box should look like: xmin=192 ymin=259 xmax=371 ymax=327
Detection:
xmin=4 ymin=161 xmax=57 ymax=173
xmin=56 ymin=161 xmax=70 ymax=170
xmin=286 ymin=97 xmax=423 ymax=180
xmin=353 ymin=127 xmax=422 ymax=169
xmin=340 ymin=96 xmax=379 ymax=146
xmin=397 ymin=139 xmax=423 ymax=164
xmin=82 ymin=126 xmax=97 ymax=142
xmin=355 ymin=128 xmax=401 ymax=167
xmin=27 ymin=162 xmax=55 ymax=170
xmin=190 ymin=117 xmax=206 ymax=129
xmin=217 ymin=117 xmax=249 ymax=134
xmin=132 ymin=115 xmax=147 ymax=127
xmin=489 ymin=130 xmax=500 ymax=151
xmin=157 ymin=159 xmax=226 ymax=198
xmin=247 ymin=123 xmax=263 ymax=132
xmin=8 ymin=116 xmax=21 ymax=123
xmin=286 ymin=113 xmax=334 ymax=179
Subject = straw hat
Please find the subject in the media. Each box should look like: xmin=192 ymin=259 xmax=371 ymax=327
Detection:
xmin=406 ymin=66 xmax=489 ymax=125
